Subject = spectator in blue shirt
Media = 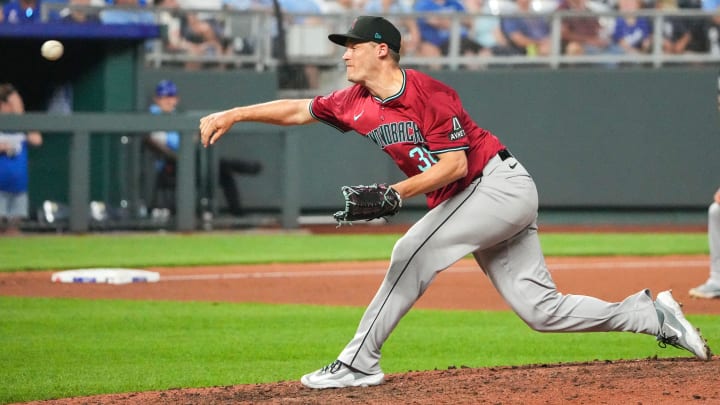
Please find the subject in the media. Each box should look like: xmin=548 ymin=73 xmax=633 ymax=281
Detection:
xmin=100 ymin=0 xmax=154 ymax=24
xmin=703 ymin=0 xmax=720 ymax=11
xmin=2 ymin=0 xmax=42 ymax=23
xmin=500 ymin=0 xmax=552 ymax=56
xmin=413 ymin=0 xmax=487 ymax=68
xmin=467 ymin=0 xmax=509 ymax=54
xmin=277 ymin=0 xmax=322 ymax=14
xmin=0 ymin=84 xmax=42 ymax=235
xmin=222 ymin=0 xmax=272 ymax=9
xmin=608 ymin=0 xmax=652 ymax=54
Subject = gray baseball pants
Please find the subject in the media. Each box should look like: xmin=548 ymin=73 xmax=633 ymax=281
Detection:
xmin=338 ymin=153 xmax=662 ymax=375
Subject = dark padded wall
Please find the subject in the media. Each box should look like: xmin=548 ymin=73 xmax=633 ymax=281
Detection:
xmin=137 ymin=69 xmax=282 ymax=212
xmin=433 ymin=67 xmax=720 ymax=207
xmin=137 ymin=70 xmax=277 ymax=112
xmin=119 ymin=67 xmax=720 ymax=212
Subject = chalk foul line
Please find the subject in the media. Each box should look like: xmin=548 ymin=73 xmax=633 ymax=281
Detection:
xmin=159 ymin=259 xmax=708 ymax=282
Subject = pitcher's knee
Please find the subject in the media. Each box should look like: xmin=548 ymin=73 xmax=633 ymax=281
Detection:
xmin=513 ymin=294 xmax=563 ymax=332
xmin=390 ymin=234 xmax=425 ymax=264
xmin=517 ymin=312 xmax=556 ymax=332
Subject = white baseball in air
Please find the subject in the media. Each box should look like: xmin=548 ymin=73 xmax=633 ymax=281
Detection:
xmin=41 ymin=40 xmax=64 ymax=61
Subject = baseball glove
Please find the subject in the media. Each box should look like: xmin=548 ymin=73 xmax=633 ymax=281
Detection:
xmin=333 ymin=183 xmax=402 ymax=224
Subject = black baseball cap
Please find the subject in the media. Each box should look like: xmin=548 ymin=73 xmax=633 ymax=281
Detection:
xmin=328 ymin=16 xmax=401 ymax=53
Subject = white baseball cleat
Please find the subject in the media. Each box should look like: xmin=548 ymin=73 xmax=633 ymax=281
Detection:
xmin=688 ymin=281 xmax=720 ymax=299
xmin=654 ymin=290 xmax=712 ymax=360
xmin=301 ymin=360 xmax=385 ymax=389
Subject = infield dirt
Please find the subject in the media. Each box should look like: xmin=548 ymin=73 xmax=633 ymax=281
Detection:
xmin=3 ymin=253 xmax=719 ymax=404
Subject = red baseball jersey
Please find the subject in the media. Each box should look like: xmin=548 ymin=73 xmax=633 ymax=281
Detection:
xmin=310 ymin=69 xmax=505 ymax=209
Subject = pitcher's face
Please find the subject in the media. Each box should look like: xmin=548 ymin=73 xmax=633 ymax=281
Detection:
xmin=342 ymin=41 xmax=381 ymax=84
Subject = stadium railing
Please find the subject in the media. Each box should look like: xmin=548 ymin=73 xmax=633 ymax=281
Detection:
xmin=1 ymin=113 xmax=298 ymax=233
xmin=40 ymin=4 xmax=720 ymax=71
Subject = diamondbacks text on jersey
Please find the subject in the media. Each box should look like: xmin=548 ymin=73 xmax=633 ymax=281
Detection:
xmin=310 ymin=68 xmax=505 ymax=208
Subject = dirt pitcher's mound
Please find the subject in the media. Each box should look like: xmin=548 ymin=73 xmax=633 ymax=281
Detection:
xmin=23 ymin=357 xmax=719 ymax=405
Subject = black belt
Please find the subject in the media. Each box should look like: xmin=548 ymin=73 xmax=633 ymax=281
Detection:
xmin=475 ymin=149 xmax=514 ymax=181
xmin=498 ymin=148 xmax=512 ymax=161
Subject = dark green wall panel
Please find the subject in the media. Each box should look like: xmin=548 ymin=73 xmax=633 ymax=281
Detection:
xmin=26 ymin=66 xmax=720 ymax=216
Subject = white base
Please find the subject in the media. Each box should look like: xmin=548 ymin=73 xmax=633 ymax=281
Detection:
xmin=51 ymin=269 xmax=160 ymax=285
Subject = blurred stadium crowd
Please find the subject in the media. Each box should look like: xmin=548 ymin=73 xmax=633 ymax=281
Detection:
xmin=2 ymin=0 xmax=720 ymax=90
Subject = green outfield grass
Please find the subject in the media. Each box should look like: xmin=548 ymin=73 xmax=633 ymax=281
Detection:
xmin=0 ymin=232 xmax=710 ymax=272
xmin=0 ymin=231 xmax=716 ymax=404
xmin=2 ymin=297 xmax=718 ymax=404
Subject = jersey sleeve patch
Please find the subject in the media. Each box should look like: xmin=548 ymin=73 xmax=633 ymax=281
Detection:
xmin=448 ymin=116 xmax=466 ymax=141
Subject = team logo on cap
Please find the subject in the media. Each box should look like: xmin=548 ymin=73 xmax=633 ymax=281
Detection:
xmin=375 ymin=33 xmax=382 ymax=40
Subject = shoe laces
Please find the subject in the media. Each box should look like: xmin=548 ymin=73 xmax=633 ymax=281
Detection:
xmin=320 ymin=360 xmax=343 ymax=374
xmin=656 ymin=333 xmax=681 ymax=350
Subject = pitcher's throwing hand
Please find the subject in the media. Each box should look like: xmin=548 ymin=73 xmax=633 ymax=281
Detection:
xmin=199 ymin=110 xmax=233 ymax=147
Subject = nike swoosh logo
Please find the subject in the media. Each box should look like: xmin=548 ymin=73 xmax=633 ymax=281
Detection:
xmin=353 ymin=110 xmax=364 ymax=121
xmin=509 ymin=162 xmax=518 ymax=169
